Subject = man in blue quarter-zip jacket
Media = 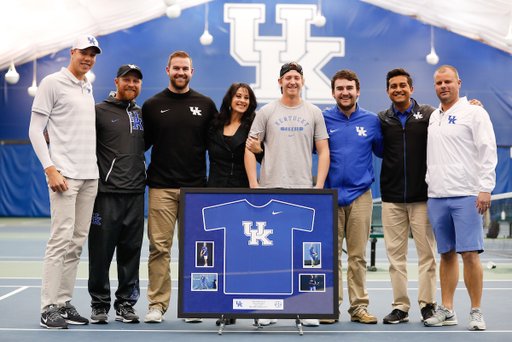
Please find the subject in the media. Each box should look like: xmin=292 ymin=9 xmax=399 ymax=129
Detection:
xmin=378 ymin=68 xmax=438 ymax=325
xmin=321 ymin=70 xmax=383 ymax=324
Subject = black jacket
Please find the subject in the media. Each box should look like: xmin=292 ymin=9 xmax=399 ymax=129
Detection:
xmin=207 ymin=125 xmax=251 ymax=188
xmin=378 ymin=98 xmax=435 ymax=203
xmin=96 ymin=94 xmax=146 ymax=193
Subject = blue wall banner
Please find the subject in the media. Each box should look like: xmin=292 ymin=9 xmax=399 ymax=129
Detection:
xmin=178 ymin=188 xmax=339 ymax=320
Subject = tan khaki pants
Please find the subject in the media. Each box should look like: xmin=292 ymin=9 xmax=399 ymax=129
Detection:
xmin=41 ymin=178 xmax=98 ymax=312
xmin=147 ymin=188 xmax=180 ymax=313
xmin=382 ymin=201 xmax=437 ymax=312
xmin=337 ymin=189 xmax=372 ymax=316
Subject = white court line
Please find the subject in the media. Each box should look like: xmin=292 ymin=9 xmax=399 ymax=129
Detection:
xmin=0 ymin=328 xmax=511 ymax=333
xmin=0 ymin=286 xmax=28 ymax=301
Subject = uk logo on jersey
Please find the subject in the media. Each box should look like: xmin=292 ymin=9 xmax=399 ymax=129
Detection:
xmin=356 ymin=126 xmax=367 ymax=136
xmin=243 ymin=221 xmax=274 ymax=246
xmin=448 ymin=115 xmax=457 ymax=124
xmin=190 ymin=107 xmax=202 ymax=116
xmin=224 ymin=3 xmax=344 ymax=103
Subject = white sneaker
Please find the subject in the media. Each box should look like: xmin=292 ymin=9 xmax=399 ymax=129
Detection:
xmin=184 ymin=318 xmax=203 ymax=323
xmin=254 ymin=318 xmax=277 ymax=326
xmin=468 ymin=308 xmax=486 ymax=331
xmin=301 ymin=319 xmax=320 ymax=326
xmin=144 ymin=308 xmax=164 ymax=323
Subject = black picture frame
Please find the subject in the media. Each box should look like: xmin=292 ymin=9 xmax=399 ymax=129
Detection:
xmin=178 ymin=188 xmax=338 ymax=320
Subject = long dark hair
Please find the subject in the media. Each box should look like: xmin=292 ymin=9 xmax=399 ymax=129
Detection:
xmin=211 ymin=83 xmax=258 ymax=134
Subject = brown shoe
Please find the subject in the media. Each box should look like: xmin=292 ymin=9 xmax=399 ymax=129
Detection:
xmin=351 ymin=307 xmax=377 ymax=324
xmin=319 ymin=319 xmax=339 ymax=324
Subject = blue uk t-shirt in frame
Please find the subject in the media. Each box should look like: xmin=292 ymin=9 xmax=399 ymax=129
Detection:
xmin=203 ymin=199 xmax=315 ymax=295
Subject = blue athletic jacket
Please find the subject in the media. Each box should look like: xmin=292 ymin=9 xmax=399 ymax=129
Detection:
xmin=323 ymin=104 xmax=383 ymax=207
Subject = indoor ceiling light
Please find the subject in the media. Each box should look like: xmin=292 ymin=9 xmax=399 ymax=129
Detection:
xmin=426 ymin=25 xmax=439 ymax=65
xmin=86 ymin=70 xmax=96 ymax=83
xmin=313 ymin=0 xmax=326 ymax=27
xmin=200 ymin=2 xmax=213 ymax=45
xmin=27 ymin=59 xmax=38 ymax=97
xmin=5 ymin=61 xmax=20 ymax=84
xmin=166 ymin=4 xmax=181 ymax=18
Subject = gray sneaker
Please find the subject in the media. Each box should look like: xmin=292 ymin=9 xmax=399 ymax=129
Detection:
xmin=91 ymin=306 xmax=108 ymax=324
xmin=424 ymin=305 xmax=458 ymax=327
xmin=115 ymin=303 xmax=139 ymax=323
xmin=468 ymin=308 xmax=486 ymax=331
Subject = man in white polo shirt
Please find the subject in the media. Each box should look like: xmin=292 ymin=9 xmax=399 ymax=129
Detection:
xmin=28 ymin=35 xmax=102 ymax=330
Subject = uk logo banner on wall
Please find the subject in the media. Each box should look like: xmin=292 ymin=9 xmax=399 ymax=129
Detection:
xmin=224 ymin=3 xmax=344 ymax=103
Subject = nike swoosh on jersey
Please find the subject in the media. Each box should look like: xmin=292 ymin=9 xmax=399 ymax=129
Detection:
xmin=272 ymin=211 xmax=283 ymax=215
xmin=161 ymin=109 xmax=170 ymax=113
xmin=329 ymin=129 xmax=339 ymax=133
xmin=111 ymin=119 xmax=119 ymax=122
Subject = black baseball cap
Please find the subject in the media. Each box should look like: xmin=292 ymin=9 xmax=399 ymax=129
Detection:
xmin=280 ymin=62 xmax=303 ymax=77
xmin=117 ymin=64 xmax=143 ymax=79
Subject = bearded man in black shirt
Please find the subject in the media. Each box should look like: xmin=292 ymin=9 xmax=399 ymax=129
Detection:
xmin=142 ymin=51 xmax=218 ymax=324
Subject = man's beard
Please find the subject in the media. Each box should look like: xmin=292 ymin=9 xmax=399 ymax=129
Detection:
xmin=336 ymin=96 xmax=357 ymax=112
xmin=170 ymin=76 xmax=189 ymax=90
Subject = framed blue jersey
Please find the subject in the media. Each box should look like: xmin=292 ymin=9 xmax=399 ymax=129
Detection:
xmin=178 ymin=188 xmax=338 ymax=320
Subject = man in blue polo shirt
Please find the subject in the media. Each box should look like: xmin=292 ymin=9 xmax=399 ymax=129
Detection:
xmin=321 ymin=70 xmax=383 ymax=324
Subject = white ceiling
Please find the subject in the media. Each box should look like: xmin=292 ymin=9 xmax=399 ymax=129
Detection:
xmin=1 ymin=0 xmax=511 ymax=71
xmin=361 ymin=0 xmax=512 ymax=54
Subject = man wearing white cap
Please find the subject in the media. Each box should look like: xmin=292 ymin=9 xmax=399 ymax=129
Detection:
xmin=28 ymin=35 xmax=102 ymax=329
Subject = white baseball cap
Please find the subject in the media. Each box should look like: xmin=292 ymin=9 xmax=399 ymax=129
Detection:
xmin=72 ymin=35 xmax=102 ymax=54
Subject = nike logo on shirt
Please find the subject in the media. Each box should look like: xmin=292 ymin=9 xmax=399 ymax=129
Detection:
xmin=161 ymin=109 xmax=170 ymax=113
xmin=272 ymin=211 xmax=283 ymax=215
xmin=111 ymin=119 xmax=119 ymax=123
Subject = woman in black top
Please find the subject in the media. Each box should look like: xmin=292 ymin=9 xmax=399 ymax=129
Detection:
xmin=209 ymin=83 xmax=261 ymax=326
xmin=208 ymin=82 xmax=262 ymax=188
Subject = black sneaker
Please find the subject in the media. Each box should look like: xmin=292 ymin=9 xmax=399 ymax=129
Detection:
xmin=91 ymin=306 xmax=109 ymax=324
xmin=41 ymin=304 xmax=68 ymax=329
xmin=115 ymin=303 xmax=139 ymax=323
xmin=59 ymin=301 xmax=89 ymax=325
xmin=383 ymin=309 xmax=409 ymax=324
xmin=421 ymin=303 xmax=436 ymax=322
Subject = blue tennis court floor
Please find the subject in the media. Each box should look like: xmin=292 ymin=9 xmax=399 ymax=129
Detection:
xmin=1 ymin=218 xmax=511 ymax=342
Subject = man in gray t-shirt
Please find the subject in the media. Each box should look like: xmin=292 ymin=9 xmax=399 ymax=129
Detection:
xmin=245 ymin=62 xmax=330 ymax=327
xmin=245 ymin=62 xmax=329 ymax=189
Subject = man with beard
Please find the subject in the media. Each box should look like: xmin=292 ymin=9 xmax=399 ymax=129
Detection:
xmin=29 ymin=35 xmax=101 ymax=329
xmin=88 ymin=64 xmax=146 ymax=324
xmin=142 ymin=51 xmax=218 ymax=323
xmin=321 ymin=70 xmax=383 ymax=324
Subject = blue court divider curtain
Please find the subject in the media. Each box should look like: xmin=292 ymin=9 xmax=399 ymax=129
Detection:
xmin=1 ymin=144 xmax=511 ymax=217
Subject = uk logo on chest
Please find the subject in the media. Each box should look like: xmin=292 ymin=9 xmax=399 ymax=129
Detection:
xmin=129 ymin=111 xmax=143 ymax=130
xmin=190 ymin=107 xmax=202 ymax=116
